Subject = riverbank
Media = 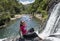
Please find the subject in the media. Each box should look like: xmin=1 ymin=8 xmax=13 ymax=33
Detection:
xmin=33 ymin=14 xmax=48 ymax=23
xmin=10 ymin=14 xmax=32 ymax=20
xmin=0 ymin=35 xmax=20 ymax=41
xmin=0 ymin=24 xmax=7 ymax=29
xmin=10 ymin=14 xmax=23 ymax=20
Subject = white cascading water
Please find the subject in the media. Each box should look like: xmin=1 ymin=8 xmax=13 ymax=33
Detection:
xmin=50 ymin=16 xmax=60 ymax=35
xmin=39 ymin=3 xmax=60 ymax=39
xmin=46 ymin=16 xmax=60 ymax=41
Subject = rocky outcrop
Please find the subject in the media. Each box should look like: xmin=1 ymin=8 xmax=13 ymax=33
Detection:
xmin=47 ymin=0 xmax=60 ymax=14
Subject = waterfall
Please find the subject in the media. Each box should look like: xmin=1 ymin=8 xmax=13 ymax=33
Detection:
xmin=50 ymin=16 xmax=60 ymax=34
xmin=39 ymin=3 xmax=60 ymax=39
xmin=53 ymin=16 xmax=60 ymax=34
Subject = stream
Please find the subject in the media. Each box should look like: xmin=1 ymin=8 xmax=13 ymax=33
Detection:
xmin=0 ymin=15 xmax=41 ymax=39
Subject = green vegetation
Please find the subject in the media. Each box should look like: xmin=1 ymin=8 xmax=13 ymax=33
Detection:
xmin=0 ymin=0 xmax=22 ymax=26
xmin=25 ymin=0 xmax=49 ymax=20
xmin=0 ymin=0 xmax=49 ymax=26
xmin=0 ymin=12 xmax=10 ymax=26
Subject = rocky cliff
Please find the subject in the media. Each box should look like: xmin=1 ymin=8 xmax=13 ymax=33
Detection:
xmin=47 ymin=0 xmax=60 ymax=14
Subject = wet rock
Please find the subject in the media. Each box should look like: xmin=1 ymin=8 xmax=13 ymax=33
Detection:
xmin=47 ymin=0 xmax=60 ymax=14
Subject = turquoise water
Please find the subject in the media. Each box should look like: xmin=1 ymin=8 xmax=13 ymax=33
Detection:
xmin=0 ymin=15 xmax=41 ymax=39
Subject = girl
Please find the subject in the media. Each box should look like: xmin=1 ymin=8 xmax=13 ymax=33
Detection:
xmin=20 ymin=20 xmax=27 ymax=36
xmin=20 ymin=20 xmax=42 ymax=40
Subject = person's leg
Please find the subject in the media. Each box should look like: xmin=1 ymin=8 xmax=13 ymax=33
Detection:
xmin=23 ymin=32 xmax=38 ymax=39
xmin=23 ymin=32 xmax=43 ymax=41
xmin=32 ymin=32 xmax=43 ymax=40
xmin=32 ymin=32 xmax=38 ymax=37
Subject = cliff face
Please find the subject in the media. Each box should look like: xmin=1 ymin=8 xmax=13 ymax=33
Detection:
xmin=47 ymin=0 xmax=60 ymax=14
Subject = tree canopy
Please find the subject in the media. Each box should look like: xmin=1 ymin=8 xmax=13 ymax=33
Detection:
xmin=0 ymin=0 xmax=49 ymax=26
xmin=0 ymin=0 xmax=49 ymax=14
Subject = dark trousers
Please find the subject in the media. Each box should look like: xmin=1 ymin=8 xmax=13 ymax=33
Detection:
xmin=23 ymin=32 xmax=38 ymax=40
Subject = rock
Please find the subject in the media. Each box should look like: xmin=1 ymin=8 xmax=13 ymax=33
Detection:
xmin=47 ymin=0 xmax=60 ymax=14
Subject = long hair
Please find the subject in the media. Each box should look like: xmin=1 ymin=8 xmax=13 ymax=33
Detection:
xmin=20 ymin=21 xmax=23 ymax=26
xmin=20 ymin=20 xmax=25 ymax=26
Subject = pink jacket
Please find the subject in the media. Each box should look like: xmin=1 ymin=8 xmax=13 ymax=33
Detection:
xmin=20 ymin=25 xmax=27 ymax=35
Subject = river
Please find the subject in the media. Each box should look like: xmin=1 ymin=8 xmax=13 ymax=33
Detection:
xmin=0 ymin=15 xmax=41 ymax=39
